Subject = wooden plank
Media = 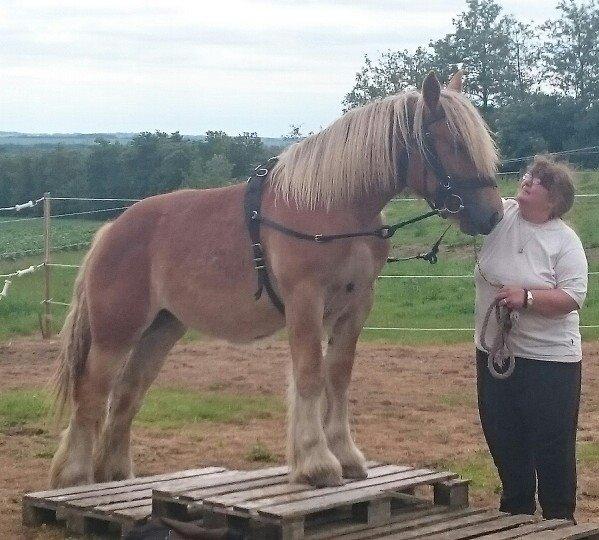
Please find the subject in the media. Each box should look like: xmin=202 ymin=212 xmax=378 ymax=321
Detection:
xmin=113 ymin=504 xmax=154 ymax=519
xmin=429 ymin=514 xmax=539 ymax=540
xmin=161 ymin=463 xmax=384 ymax=503
xmin=58 ymin=470 xmax=229 ymax=511
xmin=329 ymin=507 xmax=488 ymax=540
xmin=22 ymin=500 xmax=60 ymax=527
xmin=60 ymin=469 xmax=232 ymax=510
xmin=26 ymin=466 xmax=225 ymax=500
xmin=518 ymin=523 xmax=599 ymax=539
xmin=237 ymin=468 xmax=434 ymax=514
xmin=376 ymin=509 xmax=506 ymax=539
xmin=153 ymin=465 xmax=288 ymax=499
xmin=258 ymin=470 xmax=458 ymax=519
xmin=176 ymin=473 xmax=291 ymax=502
xmin=22 ymin=466 xmax=225 ymax=526
xmin=434 ymin=479 xmax=470 ymax=509
xmin=92 ymin=500 xmax=154 ymax=513
xmin=480 ymin=519 xmax=573 ymax=539
xmin=210 ymin=465 xmax=413 ymax=510
xmin=52 ymin=467 xmax=228 ymax=503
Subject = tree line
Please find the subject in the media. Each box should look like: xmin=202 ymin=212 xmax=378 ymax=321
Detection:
xmin=343 ymin=0 xmax=598 ymax=169
xmin=0 ymin=131 xmax=276 ymax=208
xmin=0 ymin=0 xmax=597 ymax=209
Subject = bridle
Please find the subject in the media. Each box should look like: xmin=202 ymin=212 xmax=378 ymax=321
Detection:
xmin=244 ymin=114 xmax=497 ymax=314
xmin=419 ymin=114 xmax=498 ymax=215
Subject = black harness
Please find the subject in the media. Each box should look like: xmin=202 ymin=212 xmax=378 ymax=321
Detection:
xmin=244 ymin=118 xmax=497 ymax=314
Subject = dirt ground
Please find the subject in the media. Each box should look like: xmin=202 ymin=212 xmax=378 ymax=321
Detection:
xmin=2 ymin=337 xmax=598 ymax=538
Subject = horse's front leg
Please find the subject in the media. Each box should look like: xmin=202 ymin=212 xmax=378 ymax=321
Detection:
xmin=286 ymin=284 xmax=343 ymax=487
xmin=323 ymin=294 xmax=374 ymax=479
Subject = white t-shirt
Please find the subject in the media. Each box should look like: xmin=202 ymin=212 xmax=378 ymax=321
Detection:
xmin=474 ymin=198 xmax=588 ymax=362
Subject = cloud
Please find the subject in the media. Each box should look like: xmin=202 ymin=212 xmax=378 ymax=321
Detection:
xmin=0 ymin=0 xmax=558 ymax=135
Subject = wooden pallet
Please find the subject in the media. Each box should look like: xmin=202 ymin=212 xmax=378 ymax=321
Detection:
xmin=22 ymin=466 xmax=228 ymax=537
xmin=152 ymin=463 xmax=470 ymax=539
xmin=342 ymin=510 xmax=599 ymax=539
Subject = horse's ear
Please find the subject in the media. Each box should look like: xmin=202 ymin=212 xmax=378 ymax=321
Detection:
xmin=447 ymin=70 xmax=464 ymax=92
xmin=422 ymin=71 xmax=441 ymax=111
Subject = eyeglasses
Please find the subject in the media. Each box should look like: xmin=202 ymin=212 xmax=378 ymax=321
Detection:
xmin=521 ymin=173 xmax=547 ymax=188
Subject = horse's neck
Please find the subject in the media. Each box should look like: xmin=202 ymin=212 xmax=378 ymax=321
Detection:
xmin=346 ymin=165 xmax=408 ymax=217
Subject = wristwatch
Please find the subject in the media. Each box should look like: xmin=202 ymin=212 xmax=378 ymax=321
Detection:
xmin=524 ymin=289 xmax=534 ymax=309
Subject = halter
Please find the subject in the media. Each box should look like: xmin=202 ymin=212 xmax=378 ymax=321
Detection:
xmin=420 ymin=114 xmax=498 ymax=215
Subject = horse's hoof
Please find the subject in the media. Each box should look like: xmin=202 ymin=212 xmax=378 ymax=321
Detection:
xmin=292 ymin=463 xmax=343 ymax=488
xmin=342 ymin=462 xmax=368 ymax=480
xmin=50 ymin=470 xmax=93 ymax=488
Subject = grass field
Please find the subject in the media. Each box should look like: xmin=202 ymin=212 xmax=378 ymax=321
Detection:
xmin=0 ymin=172 xmax=597 ymax=344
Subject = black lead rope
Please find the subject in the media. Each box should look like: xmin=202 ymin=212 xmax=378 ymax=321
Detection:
xmin=387 ymin=224 xmax=452 ymax=265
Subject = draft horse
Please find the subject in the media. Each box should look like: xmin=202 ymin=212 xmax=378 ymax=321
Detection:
xmin=50 ymin=71 xmax=503 ymax=488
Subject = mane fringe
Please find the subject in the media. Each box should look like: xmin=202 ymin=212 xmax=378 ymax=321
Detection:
xmin=270 ymin=90 xmax=499 ymax=209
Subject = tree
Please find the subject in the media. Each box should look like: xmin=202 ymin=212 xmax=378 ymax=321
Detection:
xmin=540 ymin=0 xmax=599 ymax=105
xmin=183 ymin=154 xmax=234 ymax=189
xmin=510 ymin=21 xmax=542 ymax=98
xmin=343 ymin=0 xmax=540 ymax=111
xmin=86 ymin=139 xmax=125 ymax=198
xmin=227 ymin=132 xmax=264 ymax=177
xmin=493 ymin=93 xmax=581 ymax=159
xmin=343 ymin=47 xmax=433 ymax=110
xmin=431 ymin=0 xmax=521 ymax=110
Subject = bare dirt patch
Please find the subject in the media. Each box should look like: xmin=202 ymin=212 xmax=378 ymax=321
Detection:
xmin=2 ymin=337 xmax=598 ymax=538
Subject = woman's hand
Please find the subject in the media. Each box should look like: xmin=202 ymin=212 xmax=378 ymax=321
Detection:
xmin=495 ymin=287 xmax=526 ymax=310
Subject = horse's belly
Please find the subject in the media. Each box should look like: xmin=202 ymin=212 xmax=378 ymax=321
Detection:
xmin=161 ymin=275 xmax=285 ymax=343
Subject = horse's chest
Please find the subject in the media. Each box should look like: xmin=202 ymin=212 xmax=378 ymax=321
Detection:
xmin=323 ymin=248 xmax=379 ymax=312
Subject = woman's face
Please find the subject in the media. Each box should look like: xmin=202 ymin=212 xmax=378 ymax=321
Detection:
xmin=516 ymin=173 xmax=554 ymax=216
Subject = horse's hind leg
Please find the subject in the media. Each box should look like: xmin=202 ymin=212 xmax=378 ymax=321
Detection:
xmin=287 ymin=285 xmax=343 ymax=487
xmin=50 ymin=343 xmax=129 ymax=488
xmin=94 ymin=311 xmax=186 ymax=482
xmin=323 ymin=307 xmax=370 ymax=480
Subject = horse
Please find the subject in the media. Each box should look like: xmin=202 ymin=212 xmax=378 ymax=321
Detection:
xmin=49 ymin=70 xmax=503 ymax=489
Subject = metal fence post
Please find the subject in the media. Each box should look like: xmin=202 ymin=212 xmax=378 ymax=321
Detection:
xmin=42 ymin=192 xmax=52 ymax=338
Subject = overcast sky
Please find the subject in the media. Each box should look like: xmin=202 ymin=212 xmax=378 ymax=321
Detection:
xmin=1 ymin=0 xmax=558 ymax=137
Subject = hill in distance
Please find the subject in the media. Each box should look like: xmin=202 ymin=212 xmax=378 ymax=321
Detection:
xmin=0 ymin=131 xmax=291 ymax=148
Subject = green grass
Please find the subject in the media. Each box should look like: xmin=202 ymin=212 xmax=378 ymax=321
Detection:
xmin=246 ymin=442 xmax=279 ymax=463
xmin=438 ymin=450 xmax=501 ymax=493
xmin=0 ymin=390 xmax=50 ymax=428
xmin=439 ymin=391 xmax=477 ymax=408
xmin=134 ymin=389 xmax=284 ymax=428
xmin=0 ymin=171 xmax=597 ymax=344
xmin=0 ymin=388 xmax=284 ymax=430
xmin=578 ymin=442 xmax=599 ymax=464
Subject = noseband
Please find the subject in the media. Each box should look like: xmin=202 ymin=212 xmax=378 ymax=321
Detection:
xmin=420 ymin=115 xmax=497 ymax=215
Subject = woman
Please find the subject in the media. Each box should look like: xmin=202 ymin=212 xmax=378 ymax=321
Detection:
xmin=474 ymin=155 xmax=588 ymax=520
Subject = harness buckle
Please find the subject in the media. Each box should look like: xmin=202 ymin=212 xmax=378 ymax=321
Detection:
xmin=255 ymin=168 xmax=269 ymax=177
xmin=250 ymin=210 xmax=259 ymax=220
xmin=378 ymin=227 xmax=391 ymax=239
xmin=314 ymin=234 xmax=324 ymax=243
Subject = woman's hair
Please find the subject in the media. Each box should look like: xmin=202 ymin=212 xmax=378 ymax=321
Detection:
xmin=526 ymin=155 xmax=577 ymax=218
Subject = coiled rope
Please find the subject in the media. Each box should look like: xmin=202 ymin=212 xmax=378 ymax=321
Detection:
xmin=480 ymin=298 xmax=516 ymax=379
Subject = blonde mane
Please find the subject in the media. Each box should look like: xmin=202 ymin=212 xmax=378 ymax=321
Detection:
xmin=270 ymin=89 xmax=499 ymax=209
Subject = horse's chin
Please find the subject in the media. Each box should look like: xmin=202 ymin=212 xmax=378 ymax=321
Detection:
xmin=456 ymin=217 xmax=478 ymax=236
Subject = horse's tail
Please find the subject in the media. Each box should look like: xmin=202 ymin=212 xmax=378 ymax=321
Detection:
xmin=51 ymin=222 xmax=112 ymax=424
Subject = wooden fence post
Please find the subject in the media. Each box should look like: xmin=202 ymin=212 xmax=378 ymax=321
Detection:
xmin=42 ymin=192 xmax=52 ymax=338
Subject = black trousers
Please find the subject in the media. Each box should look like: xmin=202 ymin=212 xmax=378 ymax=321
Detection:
xmin=476 ymin=349 xmax=581 ymax=520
